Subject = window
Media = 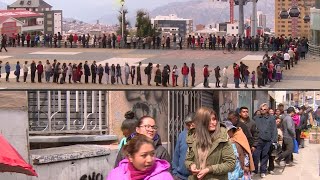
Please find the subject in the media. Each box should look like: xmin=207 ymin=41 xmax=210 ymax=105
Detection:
xmin=47 ymin=14 xmax=52 ymax=18
xmin=47 ymin=27 xmax=53 ymax=31
xmin=47 ymin=20 xmax=53 ymax=25
xmin=232 ymin=26 xmax=234 ymax=29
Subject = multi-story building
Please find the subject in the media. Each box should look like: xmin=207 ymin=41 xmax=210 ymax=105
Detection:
xmin=151 ymin=14 xmax=193 ymax=38
xmin=7 ymin=0 xmax=62 ymax=35
xmin=257 ymin=11 xmax=267 ymax=28
xmin=310 ymin=0 xmax=320 ymax=56
xmin=275 ymin=0 xmax=315 ymax=38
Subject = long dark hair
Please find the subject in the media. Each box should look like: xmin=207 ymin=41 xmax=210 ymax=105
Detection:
xmin=194 ymin=107 xmax=220 ymax=151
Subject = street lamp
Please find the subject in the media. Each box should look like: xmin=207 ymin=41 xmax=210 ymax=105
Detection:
xmin=120 ymin=0 xmax=125 ymax=41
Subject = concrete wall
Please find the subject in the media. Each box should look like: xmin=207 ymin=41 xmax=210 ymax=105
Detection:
xmin=218 ymin=91 xmax=238 ymax=121
xmin=0 ymin=92 xmax=31 ymax=180
xmin=108 ymin=91 xmax=169 ymax=142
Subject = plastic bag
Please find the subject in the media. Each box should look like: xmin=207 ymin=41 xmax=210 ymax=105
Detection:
xmin=293 ymin=139 xmax=299 ymax=154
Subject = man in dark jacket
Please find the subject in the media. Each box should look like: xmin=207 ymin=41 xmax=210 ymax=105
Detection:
xmin=30 ymin=60 xmax=37 ymax=83
xmin=298 ymin=106 xmax=309 ymax=148
xmin=227 ymin=111 xmax=254 ymax=147
xmin=136 ymin=62 xmax=142 ymax=85
xmin=239 ymin=107 xmax=259 ymax=150
xmin=253 ymin=103 xmax=277 ymax=178
xmin=146 ymin=63 xmax=153 ymax=86
xmin=0 ymin=34 xmax=8 ymax=52
xmin=172 ymin=113 xmax=195 ymax=180
xmin=84 ymin=61 xmax=90 ymax=83
xmin=91 ymin=61 xmax=97 ymax=83
xmin=275 ymin=107 xmax=295 ymax=166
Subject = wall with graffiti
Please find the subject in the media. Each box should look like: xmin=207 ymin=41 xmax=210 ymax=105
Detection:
xmin=218 ymin=91 xmax=238 ymax=121
xmin=109 ymin=91 xmax=169 ymax=142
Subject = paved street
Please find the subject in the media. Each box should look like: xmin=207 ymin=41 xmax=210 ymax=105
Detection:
xmin=254 ymin=141 xmax=320 ymax=180
xmin=0 ymin=47 xmax=319 ymax=90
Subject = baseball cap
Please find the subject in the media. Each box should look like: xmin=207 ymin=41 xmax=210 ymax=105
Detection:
xmin=223 ymin=120 xmax=236 ymax=131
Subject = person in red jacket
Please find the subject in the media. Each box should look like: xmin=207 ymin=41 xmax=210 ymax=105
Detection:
xmin=26 ymin=33 xmax=31 ymax=47
xmin=181 ymin=63 xmax=189 ymax=87
xmin=203 ymin=64 xmax=211 ymax=88
xmin=73 ymin=34 xmax=78 ymax=47
xmin=36 ymin=61 xmax=43 ymax=83
xmin=233 ymin=63 xmax=240 ymax=88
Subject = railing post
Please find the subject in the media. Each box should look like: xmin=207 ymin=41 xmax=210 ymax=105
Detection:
xmin=84 ymin=91 xmax=87 ymax=130
xmin=47 ymin=91 xmax=51 ymax=131
xmin=66 ymin=91 xmax=71 ymax=130
xmin=99 ymin=91 xmax=102 ymax=132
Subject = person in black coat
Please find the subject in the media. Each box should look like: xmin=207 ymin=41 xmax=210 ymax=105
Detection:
xmin=98 ymin=64 xmax=104 ymax=84
xmin=30 ymin=60 xmax=37 ymax=83
xmin=136 ymin=62 xmax=142 ymax=85
xmin=84 ymin=61 xmax=90 ymax=83
xmin=91 ymin=61 xmax=97 ymax=83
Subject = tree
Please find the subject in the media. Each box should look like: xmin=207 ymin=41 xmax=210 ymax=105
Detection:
xmin=135 ymin=10 xmax=157 ymax=37
xmin=117 ymin=9 xmax=130 ymax=36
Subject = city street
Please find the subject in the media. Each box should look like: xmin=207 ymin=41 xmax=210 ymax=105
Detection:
xmin=0 ymin=47 xmax=319 ymax=90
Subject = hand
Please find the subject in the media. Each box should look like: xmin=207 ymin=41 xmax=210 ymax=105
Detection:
xmin=251 ymin=147 xmax=256 ymax=153
xmin=190 ymin=164 xmax=200 ymax=175
xmin=197 ymin=168 xmax=209 ymax=180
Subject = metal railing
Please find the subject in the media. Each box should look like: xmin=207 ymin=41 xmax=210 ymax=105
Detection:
xmin=28 ymin=91 xmax=108 ymax=135
xmin=309 ymin=43 xmax=320 ymax=57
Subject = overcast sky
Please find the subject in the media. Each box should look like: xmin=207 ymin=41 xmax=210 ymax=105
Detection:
xmin=1 ymin=0 xmax=190 ymax=21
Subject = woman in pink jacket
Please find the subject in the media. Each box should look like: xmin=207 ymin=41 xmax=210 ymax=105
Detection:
xmin=107 ymin=134 xmax=173 ymax=180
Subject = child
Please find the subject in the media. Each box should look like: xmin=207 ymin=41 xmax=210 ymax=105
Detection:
xmin=275 ymin=63 xmax=282 ymax=82
xmin=118 ymin=111 xmax=137 ymax=149
xmin=251 ymin=71 xmax=256 ymax=88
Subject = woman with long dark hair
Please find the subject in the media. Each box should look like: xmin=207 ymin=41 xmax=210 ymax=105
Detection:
xmin=185 ymin=107 xmax=235 ymax=180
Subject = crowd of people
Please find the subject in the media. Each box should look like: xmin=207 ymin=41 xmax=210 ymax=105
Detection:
xmin=0 ymin=45 xmax=307 ymax=88
xmin=107 ymin=103 xmax=318 ymax=179
xmin=1 ymin=32 xmax=309 ymax=53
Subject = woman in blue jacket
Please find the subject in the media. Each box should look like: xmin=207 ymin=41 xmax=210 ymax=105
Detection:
xmin=5 ymin=62 xmax=10 ymax=82
xmin=15 ymin=61 xmax=20 ymax=82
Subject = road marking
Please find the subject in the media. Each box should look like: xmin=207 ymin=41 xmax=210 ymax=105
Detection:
xmin=29 ymin=52 xmax=82 ymax=55
xmin=0 ymin=56 xmax=12 ymax=59
xmin=241 ymin=55 xmax=264 ymax=61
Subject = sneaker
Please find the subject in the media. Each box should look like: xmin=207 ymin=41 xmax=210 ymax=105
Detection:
xmin=269 ymin=170 xmax=275 ymax=175
xmin=261 ymin=173 xmax=266 ymax=178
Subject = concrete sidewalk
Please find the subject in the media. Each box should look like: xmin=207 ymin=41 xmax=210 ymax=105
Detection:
xmin=254 ymin=141 xmax=320 ymax=180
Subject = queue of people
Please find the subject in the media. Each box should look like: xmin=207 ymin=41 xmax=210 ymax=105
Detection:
xmin=107 ymin=102 xmax=314 ymax=179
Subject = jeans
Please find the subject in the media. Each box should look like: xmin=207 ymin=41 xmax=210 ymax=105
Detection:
xmin=253 ymin=139 xmax=272 ymax=174
xmin=45 ymin=71 xmax=51 ymax=82
xmin=234 ymin=78 xmax=240 ymax=88
xmin=183 ymin=75 xmax=188 ymax=86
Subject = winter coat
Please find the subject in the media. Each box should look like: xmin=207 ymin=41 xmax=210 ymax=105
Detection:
xmin=114 ymin=134 xmax=171 ymax=168
xmin=107 ymin=158 xmax=173 ymax=180
xmin=185 ymin=125 xmax=236 ymax=180
xmin=254 ymin=115 xmax=277 ymax=142
xmin=240 ymin=118 xmax=259 ymax=148
xmin=172 ymin=129 xmax=190 ymax=180
xmin=5 ymin=64 xmax=10 ymax=73
xmin=154 ymin=68 xmax=162 ymax=83
xmin=84 ymin=64 xmax=91 ymax=76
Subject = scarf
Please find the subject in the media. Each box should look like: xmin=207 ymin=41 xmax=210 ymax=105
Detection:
xmin=127 ymin=160 xmax=156 ymax=180
xmin=231 ymin=128 xmax=255 ymax=172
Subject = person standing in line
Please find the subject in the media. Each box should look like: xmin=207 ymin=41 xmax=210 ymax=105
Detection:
xmin=84 ymin=61 xmax=90 ymax=84
xmin=244 ymin=66 xmax=250 ymax=88
xmin=5 ymin=62 xmax=10 ymax=82
xmin=124 ymin=63 xmax=130 ymax=85
xmin=181 ymin=63 xmax=189 ymax=87
xmin=36 ymin=61 xmax=43 ymax=83
xmin=0 ymin=34 xmax=8 ymax=52
xmin=105 ymin=63 xmax=110 ymax=84
xmin=185 ymin=107 xmax=236 ymax=180
xmin=222 ymin=66 xmax=228 ymax=88
xmin=172 ymin=113 xmax=195 ymax=180
xmin=146 ymin=63 xmax=153 ymax=86
xmin=284 ymin=51 xmax=291 ymax=70
xmin=162 ymin=65 xmax=169 ymax=87
xmin=214 ymin=66 xmax=221 ymax=88
xmin=136 ymin=62 xmax=142 ymax=85
xmin=251 ymin=71 xmax=256 ymax=88
xmin=61 ymin=63 xmax=67 ymax=84
xmin=44 ymin=60 xmax=51 ymax=83
xmin=23 ymin=61 xmax=28 ymax=83
xmin=30 ymin=60 xmax=36 ymax=83
xmin=203 ymin=64 xmax=210 ymax=88
xmin=233 ymin=64 xmax=240 ymax=88
xmin=257 ymin=65 xmax=263 ymax=88
xmin=130 ymin=65 xmax=135 ymax=85
xmin=190 ymin=63 xmax=195 ymax=87
xmin=15 ymin=61 xmax=20 ymax=82
xmin=67 ymin=63 xmax=72 ymax=83
xmin=91 ymin=61 xmax=97 ymax=84
xmin=253 ymin=103 xmax=277 ymax=178
xmin=98 ymin=64 xmax=104 ymax=84
xmin=116 ymin=64 xmax=123 ymax=84
xmin=154 ymin=64 xmax=162 ymax=86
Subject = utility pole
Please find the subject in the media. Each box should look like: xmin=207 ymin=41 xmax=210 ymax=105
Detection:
xmin=251 ymin=0 xmax=257 ymax=37
xmin=238 ymin=0 xmax=244 ymax=37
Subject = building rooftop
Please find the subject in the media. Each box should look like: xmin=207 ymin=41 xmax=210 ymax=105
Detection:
xmin=8 ymin=0 xmax=52 ymax=8
xmin=0 ymin=9 xmax=42 ymax=18
xmin=152 ymin=14 xmax=192 ymax=21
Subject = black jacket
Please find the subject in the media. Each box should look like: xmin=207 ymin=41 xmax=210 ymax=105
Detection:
xmin=114 ymin=133 xmax=171 ymax=168
xmin=240 ymin=118 xmax=259 ymax=148
xmin=91 ymin=64 xmax=97 ymax=75
xmin=235 ymin=120 xmax=254 ymax=148
xmin=84 ymin=64 xmax=90 ymax=76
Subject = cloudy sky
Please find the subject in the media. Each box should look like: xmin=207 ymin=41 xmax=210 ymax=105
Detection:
xmin=1 ymin=0 xmax=190 ymax=21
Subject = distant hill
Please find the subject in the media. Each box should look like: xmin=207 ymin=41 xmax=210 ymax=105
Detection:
xmin=150 ymin=0 xmax=275 ymax=28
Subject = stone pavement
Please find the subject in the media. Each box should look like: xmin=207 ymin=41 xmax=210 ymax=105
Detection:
xmin=253 ymin=141 xmax=320 ymax=180
xmin=0 ymin=47 xmax=318 ymax=90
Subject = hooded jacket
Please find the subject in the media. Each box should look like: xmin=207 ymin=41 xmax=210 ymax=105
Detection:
xmin=107 ymin=158 xmax=173 ymax=180
xmin=114 ymin=134 xmax=171 ymax=168
xmin=185 ymin=125 xmax=236 ymax=180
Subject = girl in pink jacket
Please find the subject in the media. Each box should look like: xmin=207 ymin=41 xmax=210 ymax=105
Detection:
xmin=107 ymin=134 xmax=173 ymax=180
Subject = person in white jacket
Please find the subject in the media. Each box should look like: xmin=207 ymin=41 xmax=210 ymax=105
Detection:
xmin=23 ymin=61 xmax=28 ymax=83
xmin=222 ymin=66 xmax=229 ymax=88
xmin=124 ymin=63 xmax=130 ymax=85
